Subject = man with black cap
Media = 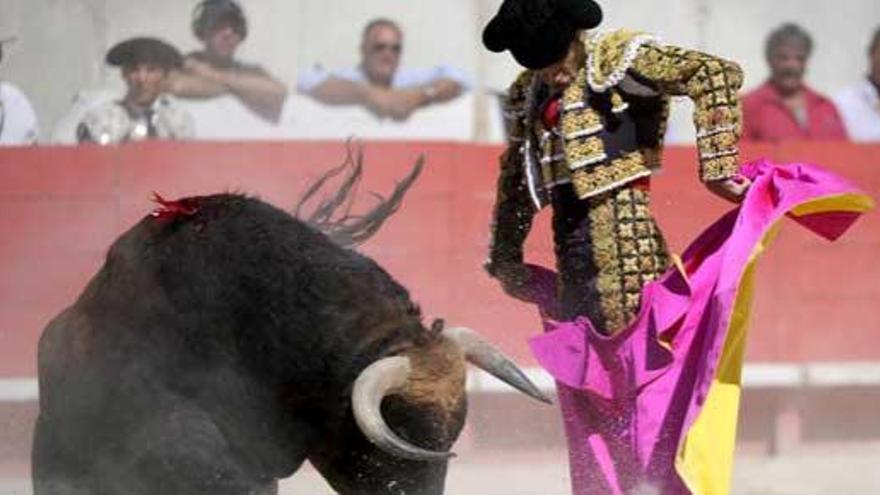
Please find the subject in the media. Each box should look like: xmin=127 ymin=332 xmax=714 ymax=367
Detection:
xmin=482 ymin=3 xmax=748 ymax=489
xmin=165 ymin=0 xmax=287 ymax=123
xmin=0 ymin=36 xmax=39 ymax=145
xmin=78 ymin=37 xmax=194 ymax=145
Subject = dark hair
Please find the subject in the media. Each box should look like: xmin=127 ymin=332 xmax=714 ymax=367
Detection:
xmin=361 ymin=18 xmax=402 ymax=43
xmin=869 ymin=26 xmax=880 ymax=55
xmin=765 ymin=23 xmax=813 ymax=59
xmin=192 ymin=0 xmax=248 ymax=40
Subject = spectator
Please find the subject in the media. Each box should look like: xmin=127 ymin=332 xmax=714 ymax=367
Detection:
xmin=833 ymin=26 xmax=880 ymax=142
xmin=297 ymin=18 xmax=469 ymax=121
xmin=77 ymin=37 xmax=194 ymax=145
xmin=165 ymin=0 xmax=287 ymax=123
xmin=0 ymin=36 xmax=39 ymax=145
xmin=743 ymin=23 xmax=847 ymax=141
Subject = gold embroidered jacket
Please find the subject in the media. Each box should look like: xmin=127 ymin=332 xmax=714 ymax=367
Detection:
xmin=489 ymin=29 xmax=744 ymax=266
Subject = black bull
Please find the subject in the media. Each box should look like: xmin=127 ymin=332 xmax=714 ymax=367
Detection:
xmin=32 ymin=170 xmax=548 ymax=494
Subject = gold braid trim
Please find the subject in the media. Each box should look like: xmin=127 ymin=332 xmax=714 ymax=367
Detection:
xmin=560 ymin=66 xmax=610 ymax=197
xmin=571 ymin=151 xmax=652 ymax=200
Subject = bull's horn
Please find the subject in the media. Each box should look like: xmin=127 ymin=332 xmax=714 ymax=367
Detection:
xmin=442 ymin=326 xmax=552 ymax=404
xmin=351 ymin=356 xmax=455 ymax=461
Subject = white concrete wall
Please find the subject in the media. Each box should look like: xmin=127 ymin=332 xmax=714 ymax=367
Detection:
xmin=1 ymin=0 xmax=877 ymax=142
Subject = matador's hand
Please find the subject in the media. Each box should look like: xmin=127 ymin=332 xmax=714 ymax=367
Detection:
xmin=706 ymin=176 xmax=751 ymax=203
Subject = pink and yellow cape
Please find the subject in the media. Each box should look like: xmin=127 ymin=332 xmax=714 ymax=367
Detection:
xmin=526 ymin=160 xmax=873 ymax=494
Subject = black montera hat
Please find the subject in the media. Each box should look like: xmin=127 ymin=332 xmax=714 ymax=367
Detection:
xmin=192 ymin=0 xmax=248 ymax=40
xmin=106 ymin=37 xmax=183 ymax=69
xmin=482 ymin=0 xmax=603 ymax=70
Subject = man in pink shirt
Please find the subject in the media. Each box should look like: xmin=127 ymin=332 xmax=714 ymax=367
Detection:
xmin=743 ymin=23 xmax=847 ymax=142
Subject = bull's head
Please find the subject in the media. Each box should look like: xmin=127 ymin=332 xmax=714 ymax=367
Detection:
xmin=352 ymin=325 xmax=550 ymax=460
xmin=293 ymin=146 xmax=550 ymax=474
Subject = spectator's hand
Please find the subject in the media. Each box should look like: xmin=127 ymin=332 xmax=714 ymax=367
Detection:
xmin=183 ymin=57 xmax=220 ymax=81
xmin=360 ymin=86 xmax=393 ymax=119
xmin=162 ymin=64 xmax=228 ymax=99
xmin=385 ymin=88 xmax=426 ymax=122
xmin=706 ymin=175 xmax=751 ymax=203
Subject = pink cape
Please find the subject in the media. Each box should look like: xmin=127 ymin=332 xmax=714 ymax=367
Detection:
xmin=525 ymin=160 xmax=873 ymax=494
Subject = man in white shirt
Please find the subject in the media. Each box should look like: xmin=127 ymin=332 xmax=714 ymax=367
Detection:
xmin=297 ymin=18 xmax=469 ymax=121
xmin=834 ymin=27 xmax=880 ymax=142
xmin=0 ymin=37 xmax=39 ymax=145
xmin=165 ymin=0 xmax=288 ymax=124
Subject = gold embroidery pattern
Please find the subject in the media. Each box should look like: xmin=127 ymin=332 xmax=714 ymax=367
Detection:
xmin=539 ymin=132 xmax=569 ymax=186
xmin=558 ymin=66 xmax=641 ymax=199
xmin=588 ymin=186 xmax=670 ymax=333
xmin=559 ymin=66 xmax=604 ymax=171
xmin=571 ymin=151 xmax=651 ymax=200
xmin=629 ymin=44 xmax=744 ymax=181
xmin=503 ymin=31 xmax=744 ymax=203
xmin=586 ymin=29 xmax=658 ymax=92
xmin=507 ymin=35 xmax=662 ymax=201
xmin=565 ymin=136 xmax=605 ymax=168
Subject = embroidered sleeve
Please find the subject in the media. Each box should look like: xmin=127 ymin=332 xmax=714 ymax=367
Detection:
xmin=488 ymin=145 xmax=536 ymax=268
xmin=501 ymin=71 xmax=532 ymax=142
xmin=628 ymin=44 xmax=744 ymax=181
xmin=488 ymin=73 xmax=537 ymax=268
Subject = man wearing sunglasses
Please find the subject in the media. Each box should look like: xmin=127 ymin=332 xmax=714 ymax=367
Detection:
xmin=298 ymin=18 xmax=468 ymax=121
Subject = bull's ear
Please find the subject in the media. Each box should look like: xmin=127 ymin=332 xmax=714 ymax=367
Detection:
xmin=351 ymin=356 xmax=456 ymax=461
xmin=442 ymin=327 xmax=552 ymax=405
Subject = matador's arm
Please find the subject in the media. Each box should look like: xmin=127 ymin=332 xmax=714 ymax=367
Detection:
xmin=628 ymin=43 xmax=744 ymax=182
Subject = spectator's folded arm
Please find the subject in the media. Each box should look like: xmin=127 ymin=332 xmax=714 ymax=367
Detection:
xmin=218 ymin=67 xmax=288 ymax=124
xmin=430 ymin=64 xmax=472 ymax=91
xmin=418 ymin=78 xmax=463 ymax=105
xmin=165 ymin=69 xmax=229 ymax=99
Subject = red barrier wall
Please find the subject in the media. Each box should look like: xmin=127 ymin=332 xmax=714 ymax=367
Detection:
xmin=0 ymin=141 xmax=878 ymax=377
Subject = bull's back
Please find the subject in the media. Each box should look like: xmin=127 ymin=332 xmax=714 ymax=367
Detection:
xmin=37 ymin=193 xmax=424 ymax=415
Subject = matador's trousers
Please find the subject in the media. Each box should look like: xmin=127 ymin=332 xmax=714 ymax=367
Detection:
xmin=551 ymin=181 xmax=670 ymax=334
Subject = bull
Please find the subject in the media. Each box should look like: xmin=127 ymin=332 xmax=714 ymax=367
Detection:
xmin=31 ymin=155 xmax=548 ymax=495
